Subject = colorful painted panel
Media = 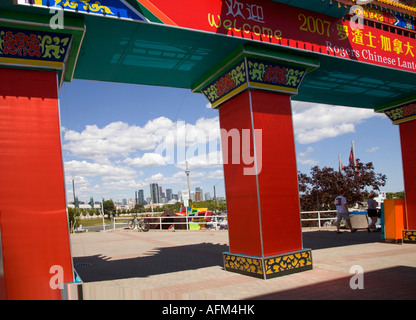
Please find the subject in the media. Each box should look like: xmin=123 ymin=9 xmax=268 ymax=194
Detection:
xmin=223 ymin=253 xmax=264 ymax=278
xmin=0 ymin=27 xmax=72 ymax=69
xmin=362 ymin=7 xmax=415 ymax=30
xmin=403 ymin=230 xmax=416 ymax=243
xmin=201 ymin=56 xmax=308 ymax=108
xmin=263 ymin=250 xmax=312 ymax=279
xmin=223 ymin=249 xmax=312 ymax=279
xmin=202 ymin=59 xmax=248 ymax=108
xmin=383 ymin=100 xmax=416 ymax=124
xmin=247 ymin=58 xmax=306 ymax=94
xmin=17 ymin=0 xmax=147 ymax=22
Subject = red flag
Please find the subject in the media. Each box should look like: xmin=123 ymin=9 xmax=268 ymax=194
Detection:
xmin=349 ymin=148 xmax=355 ymax=167
xmin=349 ymin=141 xmax=359 ymax=174
xmin=338 ymin=154 xmax=344 ymax=174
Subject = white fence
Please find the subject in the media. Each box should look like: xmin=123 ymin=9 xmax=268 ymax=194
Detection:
xmin=111 ymin=210 xmax=340 ymax=230
xmin=113 ymin=214 xmax=228 ymax=230
xmin=300 ymin=210 xmax=338 ymax=227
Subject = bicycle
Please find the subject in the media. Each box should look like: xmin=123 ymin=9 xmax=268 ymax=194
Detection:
xmin=127 ymin=216 xmax=150 ymax=232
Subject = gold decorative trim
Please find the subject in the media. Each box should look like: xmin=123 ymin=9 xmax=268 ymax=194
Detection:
xmin=223 ymin=253 xmax=264 ymax=278
xmin=403 ymin=229 xmax=416 ymax=243
xmin=223 ymin=249 xmax=312 ymax=279
xmin=264 ymin=250 xmax=312 ymax=277
xmin=373 ymin=0 xmax=416 ymax=14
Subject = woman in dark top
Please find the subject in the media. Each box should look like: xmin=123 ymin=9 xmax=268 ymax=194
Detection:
xmin=367 ymin=193 xmax=379 ymax=232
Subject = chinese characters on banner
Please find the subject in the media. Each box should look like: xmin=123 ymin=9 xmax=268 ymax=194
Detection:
xmin=139 ymin=0 xmax=416 ymax=73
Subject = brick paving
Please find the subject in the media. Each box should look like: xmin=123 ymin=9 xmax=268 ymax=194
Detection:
xmin=70 ymin=228 xmax=416 ymax=300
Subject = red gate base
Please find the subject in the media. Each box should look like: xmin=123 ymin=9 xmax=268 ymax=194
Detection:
xmin=403 ymin=230 xmax=416 ymax=243
xmin=223 ymin=249 xmax=312 ymax=280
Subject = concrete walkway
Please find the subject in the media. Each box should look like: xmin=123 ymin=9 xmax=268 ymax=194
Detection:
xmin=70 ymin=228 xmax=416 ymax=300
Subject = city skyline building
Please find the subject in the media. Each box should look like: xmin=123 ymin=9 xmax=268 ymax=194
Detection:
xmin=150 ymin=183 xmax=160 ymax=204
xmin=166 ymin=188 xmax=172 ymax=201
xmin=195 ymin=187 xmax=203 ymax=202
xmin=73 ymin=184 xmax=222 ymax=206
xmin=138 ymin=189 xmax=144 ymax=204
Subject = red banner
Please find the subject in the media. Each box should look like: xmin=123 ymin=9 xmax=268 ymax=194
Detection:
xmin=140 ymin=0 xmax=416 ymax=73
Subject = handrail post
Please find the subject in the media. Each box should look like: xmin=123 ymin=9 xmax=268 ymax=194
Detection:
xmin=317 ymin=211 xmax=321 ymax=227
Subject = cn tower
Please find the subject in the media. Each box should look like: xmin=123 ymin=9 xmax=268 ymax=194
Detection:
xmin=185 ymin=161 xmax=191 ymax=197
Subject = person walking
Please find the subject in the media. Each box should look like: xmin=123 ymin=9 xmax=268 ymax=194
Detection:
xmin=367 ymin=192 xmax=379 ymax=232
xmin=334 ymin=189 xmax=356 ymax=234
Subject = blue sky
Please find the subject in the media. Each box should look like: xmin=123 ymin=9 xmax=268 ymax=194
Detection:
xmin=59 ymin=79 xmax=404 ymax=203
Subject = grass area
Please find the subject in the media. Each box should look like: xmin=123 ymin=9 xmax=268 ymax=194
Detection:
xmin=76 ymin=218 xmax=112 ymax=227
xmin=75 ymin=215 xmax=159 ymax=227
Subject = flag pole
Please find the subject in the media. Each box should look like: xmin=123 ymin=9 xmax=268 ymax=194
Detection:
xmin=351 ymin=140 xmax=359 ymax=174
xmin=338 ymin=154 xmax=343 ymax=174
xmin=351 ymin=140 xmax=356 ymax=165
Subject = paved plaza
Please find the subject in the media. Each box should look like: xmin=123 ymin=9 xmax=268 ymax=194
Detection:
xmin=70 ymin=228 xmax=416 ymax=300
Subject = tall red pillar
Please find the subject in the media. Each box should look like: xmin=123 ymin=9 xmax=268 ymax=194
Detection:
xmin=381 ymin=100 xmax=416 ymax=243
xmin=0 ymin=17 xmax=83 ymax=299
xmin=0 ymin=68 xmax=74 ymax=299
xmin=399 ymin=120 xmax=416 ymax=243
xmin=194 ymin=46 xmax=318 ymax=278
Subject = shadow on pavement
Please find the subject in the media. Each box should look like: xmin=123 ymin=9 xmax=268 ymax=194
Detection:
xmin=247 ymin=266 xmax=416 ymax=300
xmin=74 ymin=229 xmax=384 ymax=284
xmin=302 ymin=229 xmax=383 ymax=250
xmin=73 ymin=242 xmax=228 ymax=282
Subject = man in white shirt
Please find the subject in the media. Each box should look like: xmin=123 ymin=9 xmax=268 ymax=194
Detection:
xmin=334 ymin=189 xmax=356 ymax=233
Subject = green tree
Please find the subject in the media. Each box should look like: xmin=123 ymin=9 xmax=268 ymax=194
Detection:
xmin=162 ymin=202 xmax=182 ymax=212
xmin=103 ymin=200 xmax=116 ymax=217
xmin=67 ymin=207 xmax=80 ymax=232
xmin=299 ymin=159 xmax=386 ymax=211
xmin=386 ymin=191 xmax=405 ymax=199
xmin=159 ymin=200 xmax=227 ymax=213
xmin=134 ymin=203 xmax=145 ymax=212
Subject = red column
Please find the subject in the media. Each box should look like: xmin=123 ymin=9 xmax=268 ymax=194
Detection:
xmin=193 ymin=48 xmax=317 ymax=278
xmin=219 ymin=90 xmax=302 ymax=257
xmin=399 ymin=120 xmax=416 ymax=231
xmin=0 ymin=68 xmax=73 ymax=299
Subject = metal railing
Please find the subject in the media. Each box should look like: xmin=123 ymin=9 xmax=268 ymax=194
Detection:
xmin=300 ymin=210 xmax=338 ymax=227
xmin=111 ymin=210 xmax=340 ymax=230
xmin=113 ymin=214 xmax=228 ymax=230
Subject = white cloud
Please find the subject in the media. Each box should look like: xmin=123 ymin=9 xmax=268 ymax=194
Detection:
xmin=144 ymin=172 xmax=188 ymax=188
xmin=297 ymin=146 xmax=319 ymax=165
xmin=176 ymin=151 xmax=223 ymax=170
xmin=63 ymin=116 xmax=221 ymax=166
xmin=366 ymin=146 xmax=380 ymax=153
xmin=63 ymin=118 xmax=173 ymax=161
xmin=204 ymin=169 xmax=224 ymax=180
xmin=64 ymin=160 xmax=136 ymax=180
xmin=124 ymin=153 xmax=170 ymax=167
xmin=296 ymin=123 xmax=356 ymax=144
xmin=64 ymin=160 xmax=138 ymax=200
xmin=292 ymin=102 xmax=382 ymax=144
